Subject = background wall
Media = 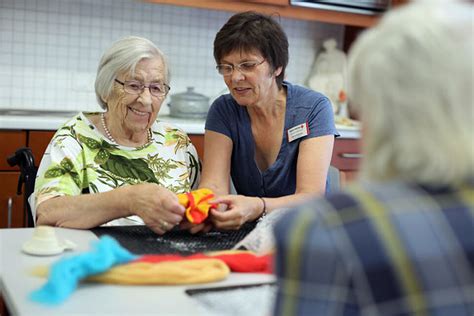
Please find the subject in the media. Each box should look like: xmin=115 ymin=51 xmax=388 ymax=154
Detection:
xmin=0 ymin=0 xmax=343 ymax=114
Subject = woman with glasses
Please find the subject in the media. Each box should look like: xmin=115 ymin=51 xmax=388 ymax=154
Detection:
xmin=185 ymin=12 xmax=338 ymax=233
xmin=34 ymin=36 xmax=200 ymax=235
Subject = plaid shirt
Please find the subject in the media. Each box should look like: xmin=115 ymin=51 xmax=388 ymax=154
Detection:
xmin=273 ymin=180 xmax=474 ymax=316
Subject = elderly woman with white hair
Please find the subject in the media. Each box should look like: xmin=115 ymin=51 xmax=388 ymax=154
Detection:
xmin=34 ymin=36 xmax=200 ymax=235
xmin=273 ymin=1 xmax=474 ymax=315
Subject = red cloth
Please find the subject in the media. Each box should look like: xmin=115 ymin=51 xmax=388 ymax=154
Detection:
xmin=133 ymin=252 xmax=273 ymax=274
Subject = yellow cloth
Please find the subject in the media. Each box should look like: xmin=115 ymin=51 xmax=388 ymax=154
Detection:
xmin=177 ymin=188 xmax=217 ymax=224
xmin=32 ymin=258 xmax=230 ymax=285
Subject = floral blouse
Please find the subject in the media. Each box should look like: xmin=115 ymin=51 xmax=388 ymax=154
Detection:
xmin=33 ymin=112 xmax=200 ymax=226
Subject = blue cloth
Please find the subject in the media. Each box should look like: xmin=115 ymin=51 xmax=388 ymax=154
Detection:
xmin=205 ymin=81 xmax=339 ymax=197
xmin=273 ymin=180 xmax=474 ymax=316
xmin=30 ymin=236 xmax=137 ymax=305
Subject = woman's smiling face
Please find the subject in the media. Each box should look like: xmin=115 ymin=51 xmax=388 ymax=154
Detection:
xmin=106 ymin=57 xmax=167 ymax=135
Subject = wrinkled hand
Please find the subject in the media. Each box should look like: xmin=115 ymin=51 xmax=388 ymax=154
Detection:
xmin=128 ymin=183 xmax=185 ymax=235
xmin=178 ymin=221 xmax=212 ymax=234
xmin=209 ymin=195 xmax=263 ymax=230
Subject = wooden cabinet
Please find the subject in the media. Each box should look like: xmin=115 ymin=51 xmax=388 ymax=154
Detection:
xmin=0 ymin=130 xmax=61 ymax=228
xmin=331 ymin=138 xmax=361 ymax=186
xmin=0 ymin=131 xmax=27 ymax=228
xmin=146 ymin=0 xmax=410 ymax=53
xmin=189 ymin=134 xmax=204 ymax=160
xmin=0 ymin=131 xmax=27 ymax=170
xmin=29 ymin=131 xmax=55 ymax=163
xmin=0 ymin=172 xmax=25 ymax=228
xmin=243 ymin=0 xmax=288 ymax=5
xmin=146 ymin=0 xmax=379 ymax=27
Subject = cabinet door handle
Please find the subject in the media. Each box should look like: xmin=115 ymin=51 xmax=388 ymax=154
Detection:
xmin=7 ymin=197 xmax=13 ymax=228
xmin=340 ymin=153 xmax=363 ymax=159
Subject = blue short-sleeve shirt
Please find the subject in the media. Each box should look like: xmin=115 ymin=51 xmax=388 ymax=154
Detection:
xmin=205 ymin=81 xmax=339 ymax=197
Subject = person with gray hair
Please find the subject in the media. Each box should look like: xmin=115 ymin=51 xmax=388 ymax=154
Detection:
xmin=34 ymin=36 xmax=200 ymax=234
xmin=273 ymin=1 xmax=474 ymax=315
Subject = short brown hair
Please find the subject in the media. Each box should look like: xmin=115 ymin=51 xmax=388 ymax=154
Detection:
xmin=214 ymin=11 xmax=289 ymax=89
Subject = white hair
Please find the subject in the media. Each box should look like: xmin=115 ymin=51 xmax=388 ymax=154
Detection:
xmin=348 ymin=0 xmax=473 ymax=185
xmin=94 ymin=36 xmax=170 ymax=109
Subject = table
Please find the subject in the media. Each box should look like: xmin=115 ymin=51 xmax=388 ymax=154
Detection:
xmin=0 ymin=228 xmax=275 ymax=315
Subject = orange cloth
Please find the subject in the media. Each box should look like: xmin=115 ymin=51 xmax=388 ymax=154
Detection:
xmin=177 ymin=188 xmax=217 ymax=224
xmin=88 ymin=259 xmax=230 ymax=285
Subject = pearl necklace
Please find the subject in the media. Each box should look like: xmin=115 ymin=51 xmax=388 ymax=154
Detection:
xmin=100 ymin=113 xmax=152 ymax=147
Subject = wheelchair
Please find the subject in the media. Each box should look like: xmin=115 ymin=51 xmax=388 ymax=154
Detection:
xmin=6 ymin=147 xmax=37 ymax=227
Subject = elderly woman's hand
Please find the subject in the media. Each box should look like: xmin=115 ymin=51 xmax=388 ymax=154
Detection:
xmin=208 ymin=195 xmax=264 ymax=230
xmin=127 ymin=183 xmax=185 ymax=235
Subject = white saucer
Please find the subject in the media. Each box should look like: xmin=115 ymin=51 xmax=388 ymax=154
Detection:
xmin=22 ymin=226 xmax=76 ymax=256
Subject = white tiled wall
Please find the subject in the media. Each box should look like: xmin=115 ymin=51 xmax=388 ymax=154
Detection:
xmin=0 ymin=0 xmax=343 ymax=114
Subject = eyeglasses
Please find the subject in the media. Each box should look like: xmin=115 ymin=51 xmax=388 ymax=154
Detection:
xmin=115 ymin=79 xmax=170 ymax=97
xmin=216 ymin=59 xmax=265 ymax=76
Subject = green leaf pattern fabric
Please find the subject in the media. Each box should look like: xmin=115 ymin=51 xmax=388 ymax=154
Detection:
xmin=34 ymin=112 xmax=201 ymax=225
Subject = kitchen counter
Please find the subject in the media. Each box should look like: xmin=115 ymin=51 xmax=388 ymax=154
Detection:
xmin=0 ymin=112 xmax=359 ymax=138
xmin=0 ymin=112 xmax=206 ymax=135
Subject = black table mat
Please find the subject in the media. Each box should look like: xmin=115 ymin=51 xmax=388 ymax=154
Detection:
xmin=91 ymin=222 xmax=256 ymax=255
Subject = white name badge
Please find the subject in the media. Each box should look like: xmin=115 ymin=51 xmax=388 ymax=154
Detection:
xmin=287 ymin=122 xmax=309 ymax=142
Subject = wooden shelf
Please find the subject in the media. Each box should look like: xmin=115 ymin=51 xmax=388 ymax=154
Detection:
xmin=144 ymin=0 xmax=380 ymax=27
